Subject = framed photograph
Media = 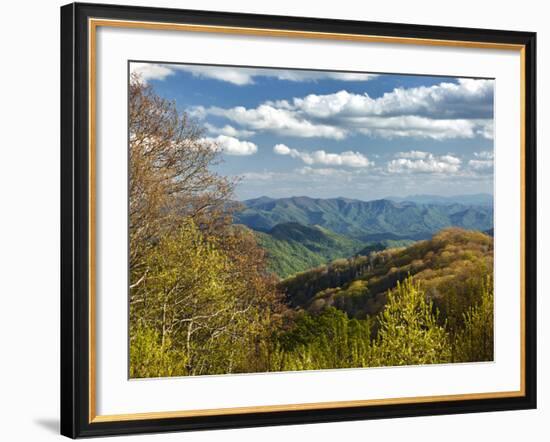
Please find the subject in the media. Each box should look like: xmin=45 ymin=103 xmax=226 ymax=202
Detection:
xmin=60 ymin=2 xmax=536 ymax=438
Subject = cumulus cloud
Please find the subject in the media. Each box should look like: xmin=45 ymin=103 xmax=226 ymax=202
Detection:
xmin=285 ymin=79 xmax=493 ymax=139
xmin=468 ymin=159 xmax=493 ymax=171
xmin=177 ymin=66 xmax=377 ymax=85
xmin=474 ymin=151 xmax=494 ymax=159
xmin=476 ymin=120 xmax=494 ymax=140
xmin=130 ymin=62 xmax=174 ymax=83
xmin=273 ymin=144 xmax=371 ymax=168
xmin=273 ymin=144 xmax=293 ymax=155
xmin=440 ymin=154 xmax=461 ymax=165
xmin=240 ymin=171 xmax=277 ymax=181
xmin=202 ymin=135 xmax=258 ymax=156
xmin=387 ymin=152 xmax=462 ymax=174
xmin=396 ymin=150 xmax=430 ymax=159
xmin=292 ymin=79 xmax=493 ymax=119
xmin=204 ymin=123 xmax=255 ymax=138
xmin=261 ymin=70 xmax=378 ymax=83
xmin=468 ymin=151 xmax=494 ymax=172
xmin=131 ymin=62 xmax=493 ymax=141
xmin=131 ymin=62 xmax=377 ymax=85
xmin=195 ymin=78 xmax=493 ymax=140
xmin=202 ymin=105 xmax=347 ymax=139
xmin=296 ymin=166 xmax=352 ymax=177
xmin=173 ymin=65 xmax=257 ymax=86
xmin=356 ymin=116 xmax=486 ymax=140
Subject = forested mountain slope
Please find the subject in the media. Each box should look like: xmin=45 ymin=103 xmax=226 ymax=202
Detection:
xmin=235 ymin=196 xmax=493 ymax=241
xmin=254 ymin=222 xmax=365 ymax=278
xmin=388 ymin=193 xmax=493 ymax=206
xmin=279 ymin=228 xmax=493 ymax=319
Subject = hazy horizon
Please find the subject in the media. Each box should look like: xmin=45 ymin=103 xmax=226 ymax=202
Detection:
xmin=236 ymin=192 xmax=494 ymax=203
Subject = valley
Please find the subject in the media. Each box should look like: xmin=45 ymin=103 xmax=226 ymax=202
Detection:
xmin=234 ymin=194 xmax=493 ymax=279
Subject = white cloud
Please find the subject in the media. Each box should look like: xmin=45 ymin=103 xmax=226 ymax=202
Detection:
xmin=240 ymin=171 xmax=277 ymax=181
xmin=273 ymin=144 xmax=371 ymax=168
xmin=356 ymin=116 xmax=485 ymax=140
xmin=173 ymin=65 xmax=256 ymax=86
xmin=174 ymin=65 xmax=377 ymax=85
xmin=131 ymin=63 xmax=378 ymax=85
xmin=440 ymin=155 xmax=462 ymax=165
xmin=387 ymin=152 xmax=462 ymax=174
xmin=474 ymin=150 xmax=494 ymax=159
xmin=263 ymin=70 xmax=377 ymax=83
xmin=284 ymin=79 xmax=494 ymax=139
xmin=396 ymin=150 xmax=429 ymax=159
xmin=476 ymin=121 xmax=494 ymax=140
xmin=296 ymin=166 xmax=352 ymax=177
xmin=468 ymin=159 xmax=493 ymax=171
xmin=273 ymin=144 xmax=293 ymax=155
xmin=130 ymin=62 xmax=174 ymax=83
xmin=204 ymin=123 xmax=255 ymax=138
xmin=187 ymin=106 xmax=207 ymax=119
xmin=292 ymin=79 xmax=493 ymax=119
xmin=202 ymin=135 xmax=257 ymax=156
xmin=204 ymin=105 xmax=347 ymax=139
xmin=307 ymin=150 xmax=371 ymax=168
xmin=468 ymin=151 xmax=494 ymax=172
xmin=196 ymin=78 xmax=493 ymax=140
xmin=133 ymin=63 xmax=493 ymax=141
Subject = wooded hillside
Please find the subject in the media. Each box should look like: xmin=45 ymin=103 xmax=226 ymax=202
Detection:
xmin=128 ymin=76 xmax=494 ymax=378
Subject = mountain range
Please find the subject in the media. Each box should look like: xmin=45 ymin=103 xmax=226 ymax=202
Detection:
xmin=235 ymin=195 xmax=493 ymax=241
xmin=386 ymin=193 xmax=493 ymax=206
xmin=232 ymin=195 xmax=493 ymax=278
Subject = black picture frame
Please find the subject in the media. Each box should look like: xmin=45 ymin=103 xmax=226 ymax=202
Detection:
xmin=61 ymin=2 xmax=537 ymax=438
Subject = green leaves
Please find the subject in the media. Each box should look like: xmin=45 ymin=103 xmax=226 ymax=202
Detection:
xmin=128 ymin=79 xmax=494 ymax=378
xmin=280 ymin=227 xmax=494 ymax=320
xmin=372 ymin=277 xmax=451 ymax=366
xmin=272 ymin=271 xmax=494 ymax=372
xmin=274 ymin=308 xmax=373 ymax=371
xmin=454 ymin=276 xmax=494 ymax=362
xmin=130 ymin=325 xmax=188 ymax=378
xmin=256 ymin=223 xmax=363 ymax=278
xmin=130 ymin=219 xmax=283 ymax=377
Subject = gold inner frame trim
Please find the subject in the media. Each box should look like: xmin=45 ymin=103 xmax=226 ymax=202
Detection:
xmin=90 ymin=18 xmax=525 ymax=50
xmin=88 ymin=17 xmax=527 ymax=423
xmin=91 ymin=390 xmax=524 ymax=423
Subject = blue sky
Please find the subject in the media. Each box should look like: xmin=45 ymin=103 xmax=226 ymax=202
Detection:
xmin=131 ymin=62 xmax=494 ymax=201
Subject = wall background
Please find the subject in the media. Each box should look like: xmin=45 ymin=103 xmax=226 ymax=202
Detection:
xmin=0 ymin=0 xmax=546 ymax=440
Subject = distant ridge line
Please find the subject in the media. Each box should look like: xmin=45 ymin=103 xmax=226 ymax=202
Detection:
xmin=240 ymin=193 xmax=493 ymax=206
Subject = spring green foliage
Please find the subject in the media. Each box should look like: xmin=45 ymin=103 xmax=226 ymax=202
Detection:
xmin=128 ymin=78 xmax=494 ymax=378
xmin=130 ymin=220 xmax=285 ymax=377
xmin=268 ymin=273 xmax=493 ymax=371
xmin=254 ymin=222 xmax=416 ymax=279
xmin=129 ymin=78 xmax=285 ymax=378
xmin=131 ymin=221 xmax=243 ymax=377
xmin=131 ymin=221 xmax=494 ymax=377
xmin=454 ymin=276 xmax=494 ymax=362
xmin=356 ymin=239 xmax=416 ymax=256
xmin=280 ymin=228 xmax=493 ymax=319
xmin=131 ymin=225 xmax=494 ymax=376
xmin=372 ymin=278 xmax=451 ymax=366
xmin=255 ymin=222 xmax=364 ymax=278
xmin=271 ymin=308 xmax=373 ymax=371
xmin=280 ymin=255 xmax=372 ymax=308
xmin=130 ymin=325 xmax=187 ymax=378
